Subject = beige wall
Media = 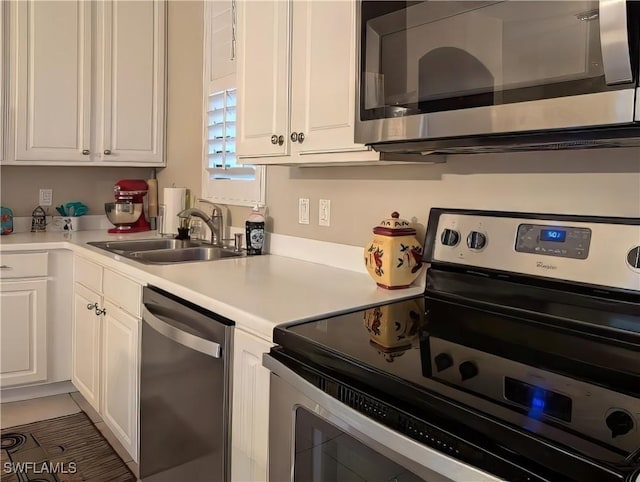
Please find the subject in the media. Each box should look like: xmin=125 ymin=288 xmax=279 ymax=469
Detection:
xmin=0 ymin=1 xmax=205 ymax=217
xmin=226 ymin=148 xmax=640 ymax=247
xmin=157 ymin=0 xmax=203 ymax=203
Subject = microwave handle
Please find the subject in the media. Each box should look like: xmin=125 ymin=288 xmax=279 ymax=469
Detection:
xmin=599 ymin=0 xmax=633 ymax=85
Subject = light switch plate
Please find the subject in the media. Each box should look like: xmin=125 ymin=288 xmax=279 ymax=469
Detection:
xmin=319 ymin=199 xmax=330 ymax=227
xmin=298 ymin=198 xmax=310 ymax=224
xmin=39 ymin=189 xmax=53 ymax=206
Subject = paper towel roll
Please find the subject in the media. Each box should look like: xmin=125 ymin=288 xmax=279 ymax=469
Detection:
xmin=162 ymin=187 xmax=187 ymax=235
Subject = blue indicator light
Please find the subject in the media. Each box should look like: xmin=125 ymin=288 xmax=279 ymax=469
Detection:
xmin=532 ymin=396 xmax=545 ymax=410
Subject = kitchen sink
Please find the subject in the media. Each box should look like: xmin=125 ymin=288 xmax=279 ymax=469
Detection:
xmin=88 ymin=238 xmax=201 ymax=253
xmin=130 ymin=247 xmax=242 ymax=264
xmin=87 ymin=238 xmax=244 ymax=264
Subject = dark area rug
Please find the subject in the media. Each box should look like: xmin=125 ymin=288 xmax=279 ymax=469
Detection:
xmin=1 ymin=412 xmax=135 ymax=482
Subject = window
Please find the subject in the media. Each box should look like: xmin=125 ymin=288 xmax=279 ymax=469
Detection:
xmin=202 ymin=1 xmax=265 ymax=206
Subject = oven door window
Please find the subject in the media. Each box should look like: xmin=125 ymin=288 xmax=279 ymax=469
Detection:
xmin=294 ymin=407 xmax=423 ymax=482
xmin=360 ymin=1 xmax=635 ymax=119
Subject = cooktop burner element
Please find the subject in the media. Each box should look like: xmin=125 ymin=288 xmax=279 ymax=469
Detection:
xmin=272 ymin=209 xmax=640 ymax=482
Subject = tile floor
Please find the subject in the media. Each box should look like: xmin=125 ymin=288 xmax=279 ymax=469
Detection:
xmin=1 ymin=392 xmax=139 ymax=479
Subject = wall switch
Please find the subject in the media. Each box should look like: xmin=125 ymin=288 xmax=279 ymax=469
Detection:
xmin=319 ymin=199 xmax=330 ymax=227
xmin=39 ymin=189 xmax=53 ymax=206
xmin=298 ymin=198 xmax=310 ymax=224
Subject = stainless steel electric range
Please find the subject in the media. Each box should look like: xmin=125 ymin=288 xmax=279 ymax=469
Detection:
xmin=264 ymin=208 xmax=640 ymax=482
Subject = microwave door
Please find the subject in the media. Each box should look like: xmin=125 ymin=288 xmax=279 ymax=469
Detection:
xmin=599 ymin=0 xmax=633 ymax=85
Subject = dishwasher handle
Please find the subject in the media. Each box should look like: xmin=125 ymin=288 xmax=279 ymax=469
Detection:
xmin=143 ymin=306 xmax=222 ymax=358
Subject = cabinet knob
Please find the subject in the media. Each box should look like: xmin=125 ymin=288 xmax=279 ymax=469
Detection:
xmin=95 ymin=307 xmax=106 ymax=316
xmin=82 ymin=149 xmax=90 ymax=155
xmin=290 ymin=132 xmax=298 ymax=142
xmin=278 ymin=135 xmax=284 ymax=146
xmin=298 ymin=132 xmax=305 ymax=143
xmin=87 ymin=303 xmax=98 ymax=311
xmin=104 ymin=149 xmax=112 ymax=155
xmin=271 ymin=135 xmax=278 ymax=145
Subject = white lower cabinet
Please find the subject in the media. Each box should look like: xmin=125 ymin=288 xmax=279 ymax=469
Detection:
xmin=0 ymin=280 xmax=47 ymax=387
xmin=0 ymin=252 xmax=49 ymax=388
xmin=72 ymin=282 xmax=102 ymax=410
xmin=72 ymin=255 xmax=141 ymax=463
xmin=231 ymin=329 xmax=272 ymax=482
xmin=101 ymin=300 xmax=139 ymax=461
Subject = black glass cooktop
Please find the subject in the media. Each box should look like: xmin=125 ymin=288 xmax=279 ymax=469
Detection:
xmin=273 ymin=272 xmax=640 ymax=480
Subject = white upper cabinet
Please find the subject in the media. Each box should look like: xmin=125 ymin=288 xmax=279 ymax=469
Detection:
xmin=236 ymin=0 xmax=290 ymax=158
xmin=236 ymin=0 xmax=379 ymax=165
xmin=9 ymin=0 xmax=166 ymax=166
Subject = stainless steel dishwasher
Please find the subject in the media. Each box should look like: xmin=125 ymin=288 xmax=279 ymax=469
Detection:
xmin=139 ymin=286 xmax=234 ymax=481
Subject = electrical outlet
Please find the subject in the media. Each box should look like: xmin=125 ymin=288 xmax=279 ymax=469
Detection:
xmin=298 ymin=198 xmax=310 ymax=224
xmin=319 ymin=199 xmax=330 ymax=227
xmin=39 ymin=189 xmax=53 ymax=206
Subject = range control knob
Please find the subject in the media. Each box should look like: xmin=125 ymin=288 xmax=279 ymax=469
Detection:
xmin=627 ymin=246 xmax=640 ymax=269
xmin=434 ymin=353 xmax=454 ymax=372
xmin=441 ymin=229 xmax=460 ymax=246
xmin=467 ymin=231 xmax=487 ymax=250
xmin=606 ymin=410 xmax=634 ymax=438
xmin=459 ymin=361 xmax=479 ymax=381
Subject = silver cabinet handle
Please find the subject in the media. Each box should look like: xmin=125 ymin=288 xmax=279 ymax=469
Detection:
xmin=95 ymin=307 xmax=106 ymax=316
xmin=298 ymin=132 xmax=305 ymax=143
xmin=82 ymin=149 xmax=90 ymax=155
xmin=271 ymin=135 xmax=278 ymax=145
xmin=87 ymin=303 xmax=98 ymax=310
xmin=104 ymin=149 xmax=112 ymax=155
xmin=278 ymin=135 xmax=284 ymax=146
xmin=290 ymin=132 xmax=298 ymax=142
xmin=143 ymin=307 xmax=222 ymax=358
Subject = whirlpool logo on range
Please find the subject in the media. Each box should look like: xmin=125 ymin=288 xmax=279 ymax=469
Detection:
xmin=536 ymin=261 xmax=558 ymax=271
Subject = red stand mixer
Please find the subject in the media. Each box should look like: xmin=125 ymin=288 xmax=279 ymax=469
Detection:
xmin=105 ymin=179 xmax=151 ymax=233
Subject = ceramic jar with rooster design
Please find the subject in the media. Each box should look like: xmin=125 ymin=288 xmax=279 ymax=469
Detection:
xmin=364 ymin=212 xmax=424 ymax=289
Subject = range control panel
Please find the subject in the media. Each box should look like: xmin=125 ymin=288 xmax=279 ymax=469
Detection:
xmin=427 ymin=209 xmax=640 ymax=292
xmin=515 ymin=224 xmax=592 ymax=259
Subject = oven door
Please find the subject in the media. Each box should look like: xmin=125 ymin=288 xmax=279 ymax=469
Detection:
xmin=356 ymin=0 xmax=639 ymax=144
xmin=265 ymin=354 xmax=502 ymax=482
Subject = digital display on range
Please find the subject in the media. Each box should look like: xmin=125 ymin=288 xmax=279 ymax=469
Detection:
xmin=540 ymin=229 xmax=566 ymax=243
xmin=504 ymin=377 xmax=572 ymax=422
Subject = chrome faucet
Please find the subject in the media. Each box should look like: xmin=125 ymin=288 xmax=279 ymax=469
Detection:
xmin=178 ymin=203 xmax=223 ymax=246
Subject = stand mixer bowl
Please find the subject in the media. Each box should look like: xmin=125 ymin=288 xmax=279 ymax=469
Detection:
xmin=105 ymin=202 xmax=143 ymax=227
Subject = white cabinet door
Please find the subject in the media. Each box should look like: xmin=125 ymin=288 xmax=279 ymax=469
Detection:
xmin=0 ymin=280 xmax=47 ymax=387
xmin=97 ymin=0 xmax=165 ymax=165
xmin=290 ymin=1 xmax=373 ymax=159
xmin=236 ymin=0 xmax=290 ymax=158
xmin=72 ymin=282 xmax=101 ymax=412
xmin=231 ymin=329 xmax=272 ymax=482
xmin=14 ymin=0 xmax=92 ymax=162
xmin=1 ymin=1 xmax=4 ymax=163
xmin=102 ymin=301 xmax=139 ymax=463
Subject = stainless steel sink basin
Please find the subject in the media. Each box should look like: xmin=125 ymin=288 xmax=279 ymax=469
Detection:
xmin=87 ymin=238 xmax=244 ymax=264
xmin=130 ymin=247 xmax=242 ymax=264
xmin=88 ymin=239 xmax=200 ymax=253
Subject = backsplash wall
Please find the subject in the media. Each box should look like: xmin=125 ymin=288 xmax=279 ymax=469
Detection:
xmin=226 ymin=147 xmax=640 ymax=247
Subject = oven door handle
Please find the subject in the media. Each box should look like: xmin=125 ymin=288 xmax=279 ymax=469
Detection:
xmin=263 ymin=353 xmax=503 ymax=482
xmin=599 ymin=0 xmax=633 ymax=85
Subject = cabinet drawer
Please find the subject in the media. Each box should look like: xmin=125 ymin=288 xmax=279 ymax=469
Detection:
xmin=0 ymin=252 xmax=48 ymax=279
xmin=75 ymin=256 xmax=103 ymax=292
xmin=103 ymin=269 xmax=141 ymax=318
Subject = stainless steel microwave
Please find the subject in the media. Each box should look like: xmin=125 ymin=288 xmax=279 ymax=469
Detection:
xmin=355 ymin=0 xmax=640 ymax=156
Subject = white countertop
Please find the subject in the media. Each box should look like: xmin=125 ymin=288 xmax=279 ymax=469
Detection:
xmin=0 ymin=231 xmax=425 ymax=341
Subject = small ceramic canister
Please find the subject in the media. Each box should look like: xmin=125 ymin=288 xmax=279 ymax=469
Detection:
xmin=364 ymin=212 xmax=424 ymax=289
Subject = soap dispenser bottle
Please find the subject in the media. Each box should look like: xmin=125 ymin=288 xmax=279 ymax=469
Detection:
xmin=245 ymin=205 xmax=265 ymax=255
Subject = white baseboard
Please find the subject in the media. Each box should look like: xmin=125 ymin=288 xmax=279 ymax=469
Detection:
xmin=0 ymin=381 xmax=75 ymax=403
